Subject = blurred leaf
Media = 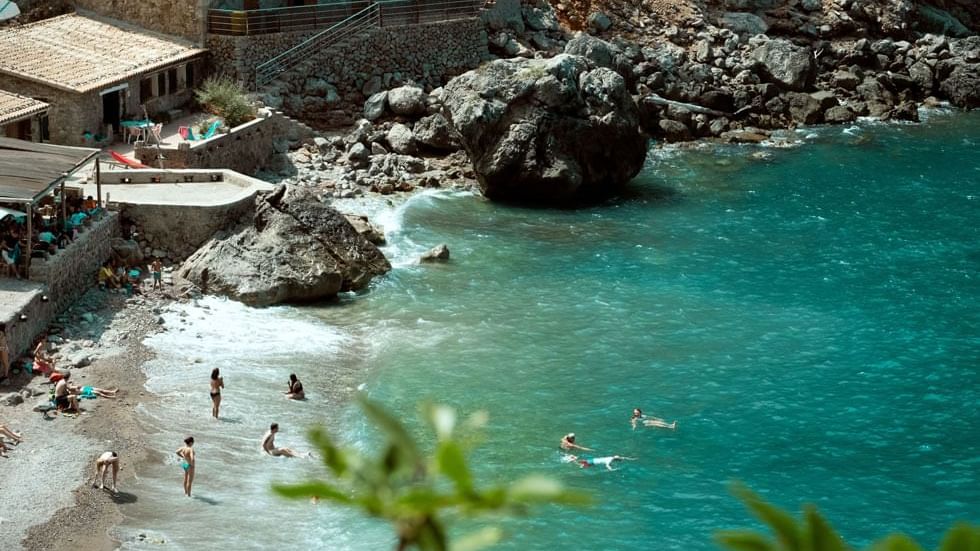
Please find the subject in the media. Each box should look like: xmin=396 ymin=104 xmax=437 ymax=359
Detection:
xmin=732 ymin=484 xmax=802 ymax=550
xmin=715 ymin=530 xmax=777 ymax=551
xmin=272 ymin=481 xmax=351 ymax=504
xmin=803 ymin=505 xmax=848 ymax=551
xmin=308 ymin=427 xmax=348 ymax=477
xmin=508 ymin=475 xmax=591 ymax=506
xmin=437 ymin=442 xmax=474 ymax=494
xmin=937 ymin=523 xmax=980 ymax=551
xmin=427 ymin=403 xmax=457 ymax=441
xmin=868 ymin=534 xmax=923 ymax=551
xmin=452 ymin=527 xmax=504 ymax=551
xmin=417 ymin=517 xmax=448 ymax=551
xmin=358 ymin=394 xmax=420 ymax=469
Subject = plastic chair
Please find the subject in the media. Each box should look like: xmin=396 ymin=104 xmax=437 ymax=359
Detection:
xmin=178 ymin=126 xmax=196 ymax=141
xmin=201 ymin=120 xmax=222 ymax=140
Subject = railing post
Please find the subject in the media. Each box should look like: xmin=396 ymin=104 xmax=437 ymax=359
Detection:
xmin=378 ymin=3 xmax=383 ymax=28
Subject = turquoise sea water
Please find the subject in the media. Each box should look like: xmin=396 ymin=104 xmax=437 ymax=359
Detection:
xmin=120 ymin=111 xmax=979 ymax=550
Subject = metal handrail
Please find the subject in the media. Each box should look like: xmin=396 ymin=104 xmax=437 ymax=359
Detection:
xmin=208 ymin=4 xmax=356 ymax=35
xmin=255 ymin=3 xmax=379 ymax=88
xmin=253 ymin=0 xmax=484 ymax=88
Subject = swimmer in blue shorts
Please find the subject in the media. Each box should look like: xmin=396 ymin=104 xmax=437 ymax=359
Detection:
xmin=578 ymin=455 xmax=635 ymax=471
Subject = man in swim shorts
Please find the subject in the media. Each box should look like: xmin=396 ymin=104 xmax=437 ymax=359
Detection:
xmin=261 ymin=423 xmax=303 ymax=458
xmin=54 ymin=372 xmax=80 ymax=412
xmin=560 ymin=433 xmax=593 ymax=452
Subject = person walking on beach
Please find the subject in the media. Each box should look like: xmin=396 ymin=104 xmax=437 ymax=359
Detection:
xmin=262 ymin=423 xmax=303 ymax=458
xmin=176 ymin=436 xmax=195 ymax=497
xmin=630 ymin=408 xmax=677 ymax=430
xmin=210 ymin=368 xmax=224 ymax=419
xmin=285 ymin=373 xmax=304 ymax=400
xmin=560 ymin=433 xmax=593 ymax=452
xmin=93 ymin=451 xmax=120 ymax=492
xmin=0 ymin=322 xmax=10 ymax=382
xmin=150 ymin=258 xmax=163 ymax=289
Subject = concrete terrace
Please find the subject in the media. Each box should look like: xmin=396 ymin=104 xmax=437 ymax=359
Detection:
xmin=83 ymin=169 xmax=275 ymax=207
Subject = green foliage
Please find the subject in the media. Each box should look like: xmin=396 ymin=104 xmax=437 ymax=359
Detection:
xmin=194 ymin=76 xmax=255 ymax=129
xmin=273 ymin=395 xmax=589 ymax=551
xmin=717 ymin=484 xmax=980 ymax=551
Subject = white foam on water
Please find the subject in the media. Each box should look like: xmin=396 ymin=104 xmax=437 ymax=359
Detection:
xmin=376 ymin=188 xmax=475 ymax=267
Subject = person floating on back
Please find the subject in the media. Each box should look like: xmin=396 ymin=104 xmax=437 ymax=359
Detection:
xmin=630 ymin=408 xmax=676 ymax=430
xmin=578 ymin=455 xmax=636 ymax=471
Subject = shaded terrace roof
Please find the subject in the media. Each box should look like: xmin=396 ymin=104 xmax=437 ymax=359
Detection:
xmin=0 ymin=90 xmax=48 ymax=126
xmin=0 ymin=138 xmax=98 ymax=204
xmin=0 ymin=13 xmax=206 ymax=94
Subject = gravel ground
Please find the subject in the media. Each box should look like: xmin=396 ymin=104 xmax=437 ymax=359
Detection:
xmin=0 ymin=285 xmax=173 ymax=551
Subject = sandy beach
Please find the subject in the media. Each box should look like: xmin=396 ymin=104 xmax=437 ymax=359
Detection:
xmin=0 ymin=285 xmax=171 ymax=551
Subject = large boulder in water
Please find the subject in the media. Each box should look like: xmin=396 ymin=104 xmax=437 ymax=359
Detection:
xmin=176 ymin=185 xmax=390 ymax=306
xmin=441 ymin=54 xmax=647 ymax=203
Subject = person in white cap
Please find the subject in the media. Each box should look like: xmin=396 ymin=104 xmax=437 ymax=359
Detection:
xmin=559 ymin=433 xmax=592 ymax=452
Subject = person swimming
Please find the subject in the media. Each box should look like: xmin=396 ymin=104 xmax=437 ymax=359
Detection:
xmin=560 ymin=433 xmax=593 ymax=452
xmin=630 ymin=408 xmax=677 ymax=430
xmin=578 ymin=455 xmax=635 ymax=471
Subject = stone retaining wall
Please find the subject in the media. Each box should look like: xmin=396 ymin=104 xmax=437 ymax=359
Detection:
xmin=207 ymin=29 xmax=319 ymax=86
xmin=272 ymin=18 xmax=490 ymax=121
xmin=3 ymin=213 xmax=119 ymax=359
xmin=74 ymin=0 xmax=207 ymax=43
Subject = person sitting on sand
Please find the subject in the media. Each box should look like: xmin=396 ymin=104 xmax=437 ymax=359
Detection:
xmin=630 ymin=408 xmax=677 ymax=430
xmin=54 ymin=371 xmax=80 ymax=412
xmin=0 ymin=422 xmax=23 ymax=444
xmin=93 ymin=451 xmax=120 ymax=492
xmin=210 ymin=368 xmax=224 ymax=419
xmin=261 ymin=423 xmax=303 ymax=458
xmin=579 ymin=455 xmax=636 ymax=471
xmin=33 ymin=335 xmax=54 ymax=375
xmin=176 ymin=436 xmax=195 ymax=497
xmin=68 ymin=383 xmax=119 ymax=399
xmin=285 ymin=373 xmax=304 ymax=400
xmin=560 ymin=433 xmax=593 ymax=452
xmin=98 ymin=263 xmax=119 ymax=290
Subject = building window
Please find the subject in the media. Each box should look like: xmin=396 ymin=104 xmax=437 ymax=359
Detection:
xmin=157 ymin=73 xmax=166 ymax=96
xmin=185 ymin=63 xmax=195 ymax=89
xmin=168 ymin=68 xmax=178 ymax=94
xmin=140 ymin=78 xmax=153 ymax=103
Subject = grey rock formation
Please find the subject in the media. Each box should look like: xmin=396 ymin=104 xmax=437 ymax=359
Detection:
xmin=387 ymin=85 xmax=427 ymax=117
xmin=364 ymin=91 xmax=388 ymax=121
xmin=587 ymin=12 xmax=612 ymax=32
xmin=752 ymin=39 xmax=816 ymax=91
xmin=176 ymin=186 xmax=390 ymax=307
xmin=413 ymin=113 xmax=460 ymax=151
xmin=722 ymin=12 xmax=769 ymax=35
xmin=420 ymin=244 xmax=451 ymax=262
xmin=347 ymin=142 xmax=370 ymax=168
xmin=939 ymin=62 xmax=980 ymax=108
xmin=441 ymin=54 xmax=647 ymax=203
xmin=824 ymin=105 xmax=857 ymax=123
xmin=386 ymin=123 xmax=418 ymax=155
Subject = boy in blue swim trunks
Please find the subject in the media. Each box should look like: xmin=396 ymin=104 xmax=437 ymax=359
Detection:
xmin=150 ymin=258 xmax=162 ymax=289
xmin=578 ymin=455 xmax=635 ymax=471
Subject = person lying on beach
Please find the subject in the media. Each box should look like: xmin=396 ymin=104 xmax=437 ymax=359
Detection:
xmin=68 ymin=383 xmax=119 ymax=399
xmin=630 ymin=408 xmax=677 ymax=430
xmin=262 ymin=423 xmax=303 ymax=458
xmin=560 ymin=433 xmax=593 ymax=452
xmin=54 ymin=372 xmax=80 ymax=412
xmin=93 ymin=451 xmax=120 ymax=492
xmin=176 ymin=437 xmax=195 ymax=497
xmin=285 ymin=373 xmax=304 ymax=400
xmin=579 ymin=455 xmax=636 ymax=471
xmin=0 ymin=423 xmax=23 ymax=443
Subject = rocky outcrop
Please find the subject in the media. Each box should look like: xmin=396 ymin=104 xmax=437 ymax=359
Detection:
xmin=751 ymin=39 xmax=816 ymax=92
xmin=441 ymin=54 xmax=646 ymax=203
xmin=176 ymin=186 xmax=390 ymax=307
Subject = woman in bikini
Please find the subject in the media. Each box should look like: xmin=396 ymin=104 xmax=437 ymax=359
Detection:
xmin=209 ymin=368 xmax=224 ymax=419
xmin=176 ymin=436 xmax=195 ymax=497
xmin=285 ymin=373 xmax=304 ymax=400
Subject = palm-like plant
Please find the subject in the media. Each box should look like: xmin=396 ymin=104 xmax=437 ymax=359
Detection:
xmin=717 ymin=484 xmax=979 ymax=551
xmin=273 ymin=395 xmax=588 ymax=551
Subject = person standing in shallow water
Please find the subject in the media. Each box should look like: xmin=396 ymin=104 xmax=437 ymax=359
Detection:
xmin=176 ymin=436 xmax=195 ymax=497
xmin=210 ymin=368 xmax=224 ymax=419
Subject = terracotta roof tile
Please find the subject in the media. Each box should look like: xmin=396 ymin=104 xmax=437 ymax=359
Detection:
xmin=0 ymin=89 xmax=49 ymax=126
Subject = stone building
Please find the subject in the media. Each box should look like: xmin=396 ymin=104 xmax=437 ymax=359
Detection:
xmin=0 ymin=13 xmax=206 ymax=146
xmin=0 ymin=89 xmax=49 ymax=141
xmin=72 ymin=0 xmax=209 ymax=44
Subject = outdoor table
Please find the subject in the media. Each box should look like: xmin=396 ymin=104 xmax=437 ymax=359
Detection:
xmin=121 ymin=119 xmax=152 ymax=144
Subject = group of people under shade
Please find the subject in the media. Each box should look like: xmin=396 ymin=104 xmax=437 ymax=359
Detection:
xmin=171 ymin=369 xmax=309 ymax=497
xmin=559 ymin=408 xmax=677 ymax=471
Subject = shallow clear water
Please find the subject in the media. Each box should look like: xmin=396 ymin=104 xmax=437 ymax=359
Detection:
xmin=119 ymin=111 xmax=979 ymax=550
